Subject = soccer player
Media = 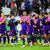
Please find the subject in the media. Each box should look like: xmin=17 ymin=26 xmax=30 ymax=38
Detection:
xmin=32 ymin=14 xmax=38 ymax=44
xmin=38 ymin=14 xmax=44 ymax=44
xmin=0 ymin=13 xmax=6 ymax=46
xmin=20 ymin=11 xmax=28 ymax=47
xmin=14 ymin=13 xmax=20 ymax=45
xmin=8 ymin=15 xmax=17 ymax=45
xmin=6 ymin=15 xmax=11 ymax=45
xmin=25 ymin=14 xmax=33 ymax=46
xmin=30 ymin=16 xmax=34 ymax=45
xmin=43 ymin=12 xmax=48 ymax=46
xmin=47 ymin=13 xmax=50 ymax=46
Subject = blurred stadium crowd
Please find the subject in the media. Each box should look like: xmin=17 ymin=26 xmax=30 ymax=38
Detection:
xmin=0 ymin=0 xmax=50 ymax=15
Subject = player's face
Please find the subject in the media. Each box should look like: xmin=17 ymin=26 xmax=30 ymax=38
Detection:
xmin=23 ymin=12 xmax=27 ymax=16
xmin=1 ymin=13 xmax=4 ymax=17
xmin=11 ymin=16 xmax=14 ymax=19
xmin=35 ymin=14 xmax=38 ymax=19
xmin=48 ymin=13 xmax=50 ymax=17
xmin=44 ymin=14 xmax=48 ymax=17
xmin=35 ymin=16 xmax=38 ymax=19
xmin=39 ymin=14 xmax=42 ymax=19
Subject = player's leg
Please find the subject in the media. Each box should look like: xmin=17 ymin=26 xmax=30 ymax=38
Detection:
xmin=21 ymin=34 xmax=26 ymax=47
xmin=3 ymin=34 xmax=6 ymax=46
xmin=14 ymin=35 xmax=18 ymax=45
xmin=0 ymin=33 xmax=2 ymax=46
xmin=27 ymin=35 xmax=32 ymax=46
xmin=14 ymin=30 xmax=18 ymax=45
xmin=43 ymin=26 xmax=48 ymax=46
xmin=38 ymin=29 xmax=42 ymax=44
xmin=33 ymin=28 xmax=37 ymax=44
xmin=47 ymin=34 xmax=50 ymax=46
xmin=11 ymin=36 xmax=14 ymax=45
xmin=9 ymin=32 xmax=14 ymax=45
xmin=6 ymin=31 xmax=10 ymax=45
xmin=10 ymin=29 xmax=14 ymax=45
xmin=44 ymin=33 xmax=47 ymax=46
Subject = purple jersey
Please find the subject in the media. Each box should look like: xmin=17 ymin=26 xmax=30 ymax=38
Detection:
xmin=21 ymin=22 xmax=28 ymax=35
xmin=47 ymin=17 xmax=50 ymax=22
xmin=9 ymin=19 xmax=16 ymax=36
xmin=27 ymin=24 xmax=34 ymax=35
xmin=0 ymin=17 xmax=6 ymax=35
xmin=0 ymin=17 xmax=4 ymax=22
xmin=32 ymin=17 xmax=38 ymax=34
xmin=33 ymin=17 xmax=38 ymax=29
xmin=43 ymin=17 xmax=49 ymax=34
xmin=43 ymin=17 xmax=47 ymax=25
xmin=38 ymin=19 xmax=43 ymax=28
xmin=21 ymin=16 xmax=30 ymax=35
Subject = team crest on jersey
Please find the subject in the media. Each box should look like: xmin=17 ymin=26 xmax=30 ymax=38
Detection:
xmin=48 ymin=30 xmax=50 ymax=33
xmin=40 ymin=21 xmax=42 ymax=26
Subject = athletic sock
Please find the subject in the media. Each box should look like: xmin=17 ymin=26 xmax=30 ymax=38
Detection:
xmin=22 ymin=38 xmax=25 ymax=45
xmin=7 ymin=36 xmax=10 ymax=44
xmin=44 ymin=38 xmax=47 ymax=43
xmin=0 ymin=37 xmax=1 ymax=44
xmin=11 ymin=39 xmax=14 ymax=43
xmin=27 ymin=38 xmax=31 ymax=45
xmin=3 ymin=37 xmax=6 ymax=44
xmin=39 ymin=36 xmax=41 ymax=43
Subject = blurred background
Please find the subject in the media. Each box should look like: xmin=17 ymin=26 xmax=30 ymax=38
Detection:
xmin=0 ymin=0 xmax=50 ymax=15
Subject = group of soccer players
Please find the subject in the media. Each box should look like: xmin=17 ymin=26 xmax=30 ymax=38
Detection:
xmin=0 ymin=11 xmax=50 ymax=47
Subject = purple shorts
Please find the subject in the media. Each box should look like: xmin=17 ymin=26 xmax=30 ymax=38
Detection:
xmin=33 ymin=27 xmax=38 ymax=34
xmin=44 ymin=25 xmax=50 ymax=34
xmin=27 ymin=25 xmax=34 ymax=35
xmin=9 ymin=27 xmax=17 ymax=36
xmin=21 ymin=22 xmax=28 ymax=35
xmin=38 ymin=28 xmax=43 ymax=34
xmin=0 ymin=24 xmax=6 ymax=35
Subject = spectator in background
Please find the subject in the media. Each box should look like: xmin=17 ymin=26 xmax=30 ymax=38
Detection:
xmin=0 ymin=0 xmax=2 ymax=14
xmin=15 ymin=0 xmax=21 ymax=11
xmin=25 ymin=0 xmax=32 ymax=14
xmin=0 ymin=0 xmax=50 ymax=15
xmin=5 ymin=0 xmax=12 ymax=4
xmin=40 ymin=0 xmax=48 ymax=11
xmin=21 ymin=0 xmax=25 ymax=14
xmin=10 ymin=1 xmax=17 ymax=15
xmin=0 ymin=0 xmax=2 ymax=7
xmin=0 ymin=0 xmax=5 ymax=7
xmin=11 ymin=1 xmax=16 ymax=9
xmin=32 ymin=0 xmax=40 ymax=14
xmin=29 ymin=0 xmax=33 ymax=6
xmin=48 ymin=0 xmax=50 ymax=6
xmin=1 ymin=0 xmax=5 ymax=7
xmin=46 ymin=6 xmax=50 ymax=13
xmin=6 ymin=2 xmax=11 ymax=8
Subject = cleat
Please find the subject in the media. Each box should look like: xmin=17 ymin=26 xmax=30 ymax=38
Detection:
xmin=29 ymin=42 xmax=32 ymax=47
xmin=49 ymin=43 xmax=50 ymax=46
xmin=12 ymin=43 xmax=14 ymax=46
xmin=22 ymin=45 xmax=25 ymax=48
xmin=43 ymin=43 xmax=46 ymax=46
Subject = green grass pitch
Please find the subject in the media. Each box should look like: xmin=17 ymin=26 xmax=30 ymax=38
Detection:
xmin=0 ymin=40 xmax=50 ymax=50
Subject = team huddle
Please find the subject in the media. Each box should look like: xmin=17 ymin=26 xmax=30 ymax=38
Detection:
xmin=0 ymin=11 xmax=50 ymax=47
